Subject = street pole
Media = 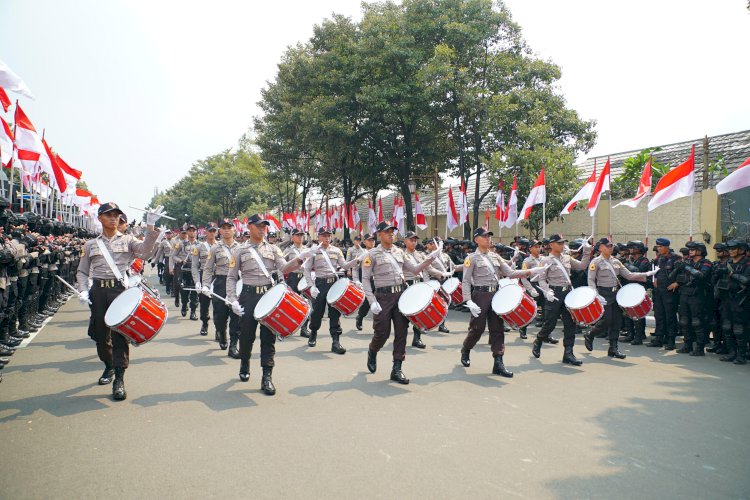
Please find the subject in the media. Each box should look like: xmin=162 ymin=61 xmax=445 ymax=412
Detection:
xmin=433 ymin=166 xmax=438 ymax=238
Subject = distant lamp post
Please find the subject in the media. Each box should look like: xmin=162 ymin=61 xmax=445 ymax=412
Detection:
xmin=702 ymin=230 xmax=711 ymax=244
xmin=408 ymin=180 xmax=416 ymax=194
xmin=307 ymin=201 xmax=313 ymax=237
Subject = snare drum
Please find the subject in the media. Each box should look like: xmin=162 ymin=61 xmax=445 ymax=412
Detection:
xmin=105 ymin=287 xmax=168 ymax=346
xmin=498 ymin=278 xmax=518 ymax=288
xmin=427 ymin=279 xmax=452 ymax=305
xmin=441 ymin=277 xmax=464 ymax=304
xmin=616 ymin=283 xmax=652 ymax=319
xmin=254 ymin=283 xmax=310 ymax=337
xmin=491 ymin=284 xmax=538 ymax=329
xmin=130 ymin=258 xmax=144 ymax=275
xmin=564 ymin=287 xmax=604 ymax=325
xmin=297 ymin=276 xmax=313 ymax=299
xmin=327 ymin=278 xmax=365 ymax=316
xmin=398 ymin=282 xmax=448 ymax=331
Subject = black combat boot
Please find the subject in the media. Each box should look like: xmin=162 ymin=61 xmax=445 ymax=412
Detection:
xmin=98 ymin=365 xmax=114 ymax=385
xmin=543 ymin=335 xmax=559 ymax=344
xmin=239 ymin=359 xmax=250 ymax=382
xmin=181 ymin=304 xmax=187 ymax=317
xmin=438 ymin=323 xmax=450 ymax=333
xmin=720 ymin=341 xmax=737 ymax=362
xmin=734 ymin=343 xmax=747 ymax=365
xmin=532 ymin=338 xmax=543 ymax=359
xmin=460 ymin=347 xmax=471 ymax=367
xmin=355 ymin=317 xmax=363 ymax=331
xmin=189 ymin=310 xmax=197 ymax=321
xmin=663 ymin=336 xmax=676 ymax=350
xmin=519 ymin=327 xmax=527 ymax=339
xmin=307 ymin=330 xmax=317 ymax=347
xmin=366 ymin=349 xmax=377 ymax=373
xmin=199 ymin=323 xmax=208 ymax=336
xmin=411 ymin=330 xmax=425 ymax=349
xmin=390 ymin=360 xmax=409 ymax=384
xmin=228 ymin=334 xmax=240 ymax=359
xmin=112 ymin=368 xmax=126 ymax=400
xmin=647 ymin=336 xmax=664 ymax=347
xmin=584 ymin=331 xmax=595 ymax=352
xmin=331 ymin=333 xmax=346 ymax=355
xmin=689 ymin=344 xmax=705 ymax=357
xmin=261 ymin=366 xmax=276 ymax=395
xmin=562 ymin=346 xmax=582 ymax=366
xmin=218 ymin=329 xmax=228 ymax=351
xmin=492 ymin=355 xmax=513 ymax=378
xmin=677 ymin=340 xmax=692 ymax=354
xmin=607 ymin=340 xmax=626 ymax=359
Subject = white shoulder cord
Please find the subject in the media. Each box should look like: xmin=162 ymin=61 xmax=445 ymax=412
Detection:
xmin=246 ymin=246 xmax=274 ymax=283
xmin=95 ymin=238 xmax=129 ymax=288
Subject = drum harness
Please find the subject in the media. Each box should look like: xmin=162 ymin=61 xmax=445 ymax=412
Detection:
xmin=550 ymin=255 xmax=573 ymax=290
xmin=478 ymin=253 xmax=502 ymax=291
xmin=383 ymin=250 xmax=406 ymax=286
xmin=600 ymin=258 xmax=622 ymax=292
xmin=95 ymin=238 xmax=129 ymax=289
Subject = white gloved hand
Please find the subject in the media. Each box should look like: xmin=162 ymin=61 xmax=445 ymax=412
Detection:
xmin=370 ymin=301 xmax=382 ymax=315
xmin=298 ymin=246 xmax=318 ymax=260
xmin=529 ymin=265 xmax=548 ymax=277
xmin=310 ymin=286 xmax=320 ymax=299
xmin=78 ymin=290 xmax=90 ymax=305
xmin=352 ymin=280 xmax=362 ymax=288
xmin=544 ymin=290 xmax=557 ymax=302
xmin=597 ymin=294 xmax=607 ymax=306
xmin=201 ymin=285 xmax=212 ymax=297
xmin=195 ymin=282 xmax=202 ymax=291
xmin=146 ymin=205 xmax=167 ymax=226
xmin=442 ymin=272 xmax=452 ymax=279
xmin=646 ymin=265 xmax=660 ymax=277
xmin=529 ymin=288 xmax=539 ymax=298
xmin=466 ymin=300 xmax=481 ymax=317
xmin=230 ymin=300 xmax=244 ymax=316
xmin=428 ymin=241 xmax=444 ymax=260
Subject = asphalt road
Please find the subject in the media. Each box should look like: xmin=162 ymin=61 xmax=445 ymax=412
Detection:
xmin=1 ymin=273 xmax=748 ymax=499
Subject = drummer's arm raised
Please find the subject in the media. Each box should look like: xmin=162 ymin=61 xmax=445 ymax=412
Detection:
xmin=226 ymin=248 xmax=241 ymax=303
xmin=498 ymin=259 xmax=530 ymax=280
xmin=129 ymin=228 xmax=160 ymax=259
xmin=403 ymin=253 xmax=435 ymax=275
xmin=570 ymin=250 xmax=591 ymax=270
xmin=278 ymin=250 xmax=301 ymax=275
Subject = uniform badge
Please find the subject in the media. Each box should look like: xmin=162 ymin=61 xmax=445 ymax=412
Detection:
xmin=276 ymin=248 xmax=282 ymax=257
xmin=192 ymin=247 xmax=199 ymax=256
xmin=363 ymin=256 xmax=372 ymax=267
xmin=589 ymin=263 xmax=596 ymax=271
xmin=522 ymin=262 xmax=527 ymax=270
xmin=229 ymin=256 xmax=236 ymax=268
xmin=464 ymin=257 xmax=471 ymax=267
xmin=80 ymin=247 xmax=85 ymax=257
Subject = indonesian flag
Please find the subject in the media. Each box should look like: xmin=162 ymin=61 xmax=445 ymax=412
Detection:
xmin=503 ymin=176 xmax=518 ymax=228
xmin=648 ymin=145 xmax=695 ymax=212
xmin=0 ymin=87 xmax=10 ymax=113
xmin=266 ymin=213 xmax=281 ymax=232
xmin=390 ymin=195 xmax=398 ymax=228
xmin=562 ymin=163 xmax=597 ymax=215
xmin=518 ymin=170 xmax=545 ymax=222
xmin=0 ymin=59 xmax=34 ymax=99
xmin=73 ymin=188 xmax=92 ymax=207
xmin=587 ymin=158 xmax=610 ymax=216
xmin=458 ymin=179 xmax=469 ymax=225
xmin=14 ymin=104 xmax=43 ymax=173
xmin=368 ymin=200 xmax=377 ymax=234
xmin=494 ymin=181 xmax=505 ymax=220
xmin=56 ymin=153 xmax=82 ymax=195
xmin=0 ymin=116 xmax=13 ymax=168
xmin=351 ymin=204 xmax=360 ymax=229
xmin=446 ymin=186 xmax=460 ymax=232
xmin=414 ymin=191 xmax=427 ymax=230
xmin=394 ymin=195 xmax=405 ymax=235
xmin=483 ymin=207 xmax=490 ymax=231
xmin=716 ymin=156 xmax=750 ymax=195
xmin=39 ymin=138 xmax=68 ymax=193
xmin=282 ymin=212 xmax=294 ymax=229
xmin=615 ymin=157 xmax=652 ymax=208
xmin=377 ymin=197 xmax=384 ymax=223
xmin=314 ymin=208 xmax=323 ymax=231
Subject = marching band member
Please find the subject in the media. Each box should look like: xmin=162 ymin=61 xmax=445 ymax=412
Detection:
xmin=353 ymin=234 xmax=376 ymax=331
xmin=192 ymin=226 xmax=218 ymax=336
xmin=283 ymin=228 xmax=311 ymax=338
xmin=532 ymin=234 xmax=592 ymax=366
xmin=179 ymin=225 xmax=200 ymax=320
xmin=76 ymin=203 xmax=165 ymax=400
xmin=168 ymin=229 xmax=188 ymax=309
xmin=424 ymin=238 xmax=453 ymax=333
xmin=362 ymin=222 xmax=442 ymax=384
xmin=460 ymin=228 xmax=545 ymax=377
xmin=402 ymin=231 xmax=438 ymax=349
xmin=225 ymin=215 xmax=316 ymax=395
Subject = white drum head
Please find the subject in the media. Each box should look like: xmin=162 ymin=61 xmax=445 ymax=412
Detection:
xmin=617 ymin=283 xmax=646 ymax=308
xmin=236 ymin=278 xmax=243 ymax=297
xmin=298 ymin=276 xmax=310 ymax=292
xmin=105 ymin=287 xmax=143 ymax=327
xmin=498 ymin=278 xmax=518 ymax=288
xmin=564 ymin=286 xmax=596 ymax=309
xmin=427 ymin=280 xmax=441 ymax=292
xmin=398 ymin=282 xmax=433 ymax=316
xmin=129 ymin=275 xmax=142 ymax=288
xmin=491 ymin=284 xmax=524 ymax=315
xmin=442 ymin=277 xmax=460 ymax=294
xmin=327 ymin=278 xmax=349 ymax=304
xmin=254 ymin=283 xmax=287 ymax=320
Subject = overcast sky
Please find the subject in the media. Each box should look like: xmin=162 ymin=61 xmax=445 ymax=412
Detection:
xmin=1 ymin=0 xmax=748 ymax=221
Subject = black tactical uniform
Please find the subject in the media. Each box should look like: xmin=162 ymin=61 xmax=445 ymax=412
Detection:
xmin=670 ymin=242 xmax=712 ymax=356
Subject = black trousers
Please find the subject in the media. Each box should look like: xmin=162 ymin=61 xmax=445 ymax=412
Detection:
xmin=211 ymin=276 xmax=239 ymax=339
xmin=653 ymin=287 xmax=678 ymax=339
xmin=163 ymin=258 xmax=173 ymax=293
xmin=180 ymin=268 xmax=197 ymax=311
xmin=286 ymin=272 xmax=309 ymax=330
xmin=589 ymin=287 xmax=621 ymax=341
xmin=238 ymin=288 xmax=276 ymax=367
xmin=537 ymin=286 xmax=576 ymax=348
xmin=309 ymin=279 xmax=341 ymax=335
xmin=369 ymin=291 xmax=409 ymax=361
xmin=720 ymin=297 xmax=748 ymax=352
xmin=463 ymin=290 xmax=505 ymax=356
xmin=197 ymin=270 xmax=210 ymax=325
xmin=678 ymin=290 xmax=706 ymax=347
xmin=623 ymin=316 xmax=646 ymax=340
xmin=90 ymin=284 xmax=130 ymax=368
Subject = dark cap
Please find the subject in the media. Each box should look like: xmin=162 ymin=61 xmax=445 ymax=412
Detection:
xmin=517 ymin=238 xmax=530 ymax=247
xmin=529 ymin=239 xmax=541 ymax=247
xmin=596 ymin=237 xmax=613 ymax=247
xmin=219 ymin=219 xmax=234 ymax=228
xmin=404 ymin=231 xmax=419 ymax=240
xmin=206 ymin=226 xmax=218 ymax=232
xmin=363 ymin=233 xmax=375 ymax=240
xmin=187 ymin=224 xmax=197 ymax=230
xmin=291 ymin=228 xmax=304 ymax=236
xmin=569 ymin=239 xmax=583 ymax=251
xmin=473 ymin=227 xmax=493 ymax=238
xmin=98 ymin=202 xmax=123 ymax=216
xmin=713 ymin=242 xmax=727 ymax=251
xmin=180 ymin=229 xmax=187 ymax=234
xmin=655 ymin=237 xmax=670 ymax=247
xmin=317 ymin=227 xmax=332 ymax=235
xmin=247 ymin=214 xmax=270 ymax=226
xmin=118 ymin=213 xmax=127 ymax=223
xmin=165 ymin=229 xmax=172 ymax=234
xmin=679 ymin=247 xmax=689 ymax=255
xmin=375 ymin=221 xmax=397 ymax=233
xmin=548 ymin=234 xmax=567 ymax=243
xmin=542 ymin=238 xmax=550 ymax=245
xmin=353 ymin=235 xmax=361 ymax=240
xmin=726 ymin=239 xmax=747 ymax=249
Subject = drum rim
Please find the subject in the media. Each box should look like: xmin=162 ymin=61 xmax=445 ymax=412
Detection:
xmin=491 ymin=284 xmax=524 ymax=314
xmin=442 ymin=277 xmax=459 ymax=293
xmin=105 ymin=287 xmax=143 ymax=327
xmin=253 ymin=283 xmax=288 ymax=320
xmin=298 ymin=276 xmax=310 ymax=291
xmin=564 ymin=286 xmax=596 ymax=308
xmin=326 ymin=277 xmax=350 ymax=304
xmin=398 ymin=282 xmax=435 ymax=315
xmin=616 ymin=283 xmax=646 ymax=307
xmin=426 ymin=280 xmax=441 ymax=291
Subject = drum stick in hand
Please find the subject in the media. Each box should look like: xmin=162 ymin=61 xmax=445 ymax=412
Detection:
xmin=183 ymin=288 xmax=233 ymax=306
xmin=55 ymin=275 xmax=92 ymax=305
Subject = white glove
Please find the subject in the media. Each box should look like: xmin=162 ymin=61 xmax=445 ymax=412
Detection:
xmin=597 ymin=294 xmax=607 ymax=306
xmin=310 ymin=286 xmax=320 ymax=299
xmin=195 ymin=282 xmax=202 ymax=291
xmin=230 ymin=300 xmax=244 ymax=316
xmin=528 ymin=265 xmax=548 ymax=277
xmin=544 ymin=290 xmax=557 ymax=302
xmin=466 ymin=300 xmax=481 ymax=317
xmin=442 ymin=272 xmax=452 ymax=279
xmin=78 ymin=290 xmax=90 ymax=305
xmin=529 ymin=288 xmax=539 ymax=298
xmin=352 ymin=280 xmax=362 ymax=288
xmin=201 ymin=285 xmax=212 ymax=297
xmin=646 ymin=265 xmax=660 ymax=277
xmin=298 ymin=246 xmax=318 ymax=260
xmin=370 ymin=300 xmax=382 ymax=315
xmin=146 ymin=205 xmax=167 ymax=226
xmin=428 ymin=241 xmax=444 ymax=260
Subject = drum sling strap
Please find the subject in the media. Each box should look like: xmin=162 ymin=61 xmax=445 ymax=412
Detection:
xmin=478 ymin=253 xmax=502 ymax=286
xmin=319 ymin=248 xmax=339 ymax=278
xmin=95 ymin=238 xmax=129 ymax=288
xmin=551 ymin=256 xmax=573 ymax=287
xmin=247 ymin=245 xmax=276 ymax=284
xmin=600 ymin=258 xmax=622 ymax=290
xmin=383 ymin=251 xmax=406 ymax=284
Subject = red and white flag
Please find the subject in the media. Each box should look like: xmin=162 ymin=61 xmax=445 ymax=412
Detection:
xmin=716 ymin=156 xmax=750 ymax=195
xmin=414 ymin=191 xmax=427 ymax=230
xmin=13 ymin=104 xmax=43 ymax=174
xmin=39 ymin=138 xmax=68 ymax=193
xmin=0 ymin=115 xmax=13 ymax=168
xmin=446 ymin=186 xmax=460 ymax=232
xmin=648 ymin=145 xmax=695 ymax=212
xmin=483 ymin=207 xmax=490 ymax=231
xmin=351 ymin=204 xmax=360 ymax=230
xmin=562 ymin=163 xmax=597 ymax=215
xmin=503 ymin=176 xmax=518 ymax=228
xmin=394 ymin=195 xmax=405 ymax=235
xmin=367 ymin=200 xmax=377 ymax=234
xmin=282 ymin=212 xmax=294 ymax=229
xmin=265 ymin=213 xmax=281 ymax=232
xmin=587 ymin=158 xmax=610 ymax=216
xmin=73 ymin=188 xmax=92 ymax=207
xmin=232 ymin=218 xmax=242 ymax=234
xmin=390 ymin=196 xmax=398 ymax=228
xmin=0 ymin=87 xmax=11 ymax=113
xmin=518 ymin=170 xmax=545 ymax=222
xmin=614 ymin=157 xmax=652 ymax=208
xmin=494 ymin=181 xmax=505 ymax=220
xmin=458 ymin=179 xmax=469 ymax=225
xmin=0 ymin=59 xmax=34 ymax=99
xmin=377 ymin=197 xmax=384 ymax=223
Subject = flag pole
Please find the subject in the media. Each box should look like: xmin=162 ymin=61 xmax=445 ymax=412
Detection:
xmin=542 ymin=197 xmax=546 ymax=239
xmin=689 ymin=191 xmax=694 ymax=241
xmin=608 ymin=187 xmax=612 ymax=239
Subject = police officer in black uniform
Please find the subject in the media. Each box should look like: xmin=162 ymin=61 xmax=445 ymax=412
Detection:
xmin=648 ymin=238 xmax=681 ymax=350
xmin=707 ymin=242 xmax=729 ymax=353
xmin=621 ymin=240 xmax=651 ymax=345
xmin=715 ymin=239 xmax=749 ymax=364
xmin=670 ymin=241 xmax=712 ymax=356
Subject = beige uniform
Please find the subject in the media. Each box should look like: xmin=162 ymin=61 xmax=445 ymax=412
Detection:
xmin=361 ymin=246 xmax=435 ymax=305
xmin=76 ymin=230 xmax=159 ymax=292
xmin=202 ymin=240 xmax=240 ymax=283
xmin=303 ymin=245 xmax=358 ymax=284
xmin=537 ymin=253 xmax=591 ymax=293
xmin=226 ymin=240 xmax=301 ymax=303
xmin=587 ymin=255 xmax=647 ymax=289
xmin=191 ymin=241 xmax=217 ymax=285
xmin=461 ymin=251 xmax=529 ymax=303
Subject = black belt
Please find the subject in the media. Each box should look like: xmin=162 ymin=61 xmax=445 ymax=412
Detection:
xmin=551 ymin=285 xmax=570 ymax=292
xmin=405 ymin=279 xmax=422 ymax=285
xmin=242 ymin=284 xmax=272 ymax=295
xmin=93 ymin=278 xmax=124 ymax=289
xmin=315 ymin=276 xmax=337 ymax=285
xmin=597 ymin=286 xmax=618 ymax=293
xmin=472 ymin=285 xmax=498 ymax=293
xmin=375 ymin=284 xmax=406 ymax=294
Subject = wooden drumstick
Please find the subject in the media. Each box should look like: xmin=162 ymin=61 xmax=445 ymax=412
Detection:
xmin=54 ymin=275 xmax=92 ymax=305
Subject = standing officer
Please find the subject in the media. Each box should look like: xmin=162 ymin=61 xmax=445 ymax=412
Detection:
xmin=621 ymin=241 xmax=651 ymax=345
xmin=179 ymin=225 xmax=200 ymax=320
xmin=648 ymin=238 xmax=680 ymax=350
xmin=584 ymin=238 xmax=656 ymax=359
xmin=201 ymin=220 xmax=240 ymax=355
xmin=521 ymin=239 xmax=546 ymax=338
xmin=670 ymin=241 xmax=712 ymax=356
xmin=226 ymin=214 xmax=316 ymax=394
xmin=284 ymin=228 xmax=312 ymax=338
xmin=192 ymin=226 xmax=218 ymax=336
xmin=460 ymin=228 xmax=544 ymax=377
xmin=715 ymin=239 xmax=749 ymax=364
xmin=303 ymin=227 xmax=359 ymax=354
xmin=354 ymin=234 xmax=376 ymax=331
xmin=532 ymin=234 xmax=592 ymax=366
xmin=169 ymin=229 xmax=188 ymax=308
xmin=155 ymin=229 xmax=173 ymax=290
xmin=707 ymin=242 xmax=729 ymax=353
xmin=362 ymin=222 xmax=441 ymax=384
xmin=76 ymin=203 xmax=164 ymax=400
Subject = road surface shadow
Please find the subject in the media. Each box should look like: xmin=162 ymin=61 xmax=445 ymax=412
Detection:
xmin=289 ymin=372 xmax=410 ymax=398
xmin=0 ymin=384 xmax=112 ymax=422
xmin=131 ymin=380 xmax=258 ymax=410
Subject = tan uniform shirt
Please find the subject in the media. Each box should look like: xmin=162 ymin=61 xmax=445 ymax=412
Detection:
xmin=226 ymin=240 xmax=301 ymax=303
xmin=76 ymin=230 xmax=159 ymax=292
xmin=587 ymin=255 xmax=647 ymax=289
xmin=202 ymin=240 xmax=239 ymax=284
xmin=461 ymin=250 xmax=529 ymax=303
xmin=403 ymin=250 xmax=429 ymax=281
xmin=284 ymin=244 xmax=306 ymax=276
xmin=192 ymin=240 xmax=217 ymax=284
xmin=361 ymin=245 xmax=435 ymax=304
xmin=154 ymin=238 xmax=172 ymax=263
xmin=303 ymin=244 xmax=357 ymax=283
xmin=169 ymin=238 xmax=188 ymax=268
xmin=537 ymin=252 xmax=591 ymax=293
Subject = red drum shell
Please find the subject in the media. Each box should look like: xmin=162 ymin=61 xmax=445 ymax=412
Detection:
xmin=616 ymin=283 xmax=653 ymax=320
xmin=398 ymin=282 xmax=448 ymax=332
xmin=130 ymin=258 xmax=144 ymax=275
xmin=564 ymin=287 xmax=604 ymax=325
xmin=491 ymin=284 xmax=538 ymax=329
xmin=254 ymin=284 xmax=310 ymax=337
xmin=441 ymin=277 xmax=464 ymax=304
xmin=327 ymin=279 xmax=365 ymax=316
xmin=105 ymin=287 xmax=168 ymax=346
